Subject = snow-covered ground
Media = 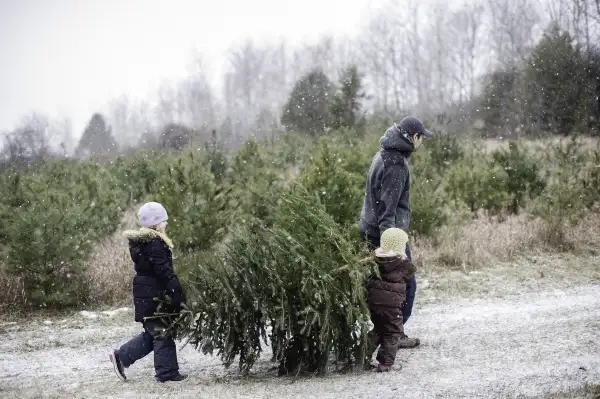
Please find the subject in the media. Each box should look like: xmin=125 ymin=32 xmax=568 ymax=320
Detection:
xmin=1 ymin=284 xmax=599 ymax=398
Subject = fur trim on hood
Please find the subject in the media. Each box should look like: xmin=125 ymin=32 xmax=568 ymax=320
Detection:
xmin=379 ymin=123 xmax=416 ymax=153
xmin=123 ymin=227 xmax=174 ymax=249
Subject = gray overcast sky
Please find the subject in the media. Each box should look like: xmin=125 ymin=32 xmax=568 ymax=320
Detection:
xmin=0 ymin=0 xmax=385 ymax=134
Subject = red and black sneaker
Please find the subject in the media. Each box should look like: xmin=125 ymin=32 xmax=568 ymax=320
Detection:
xmin=109 ymin=350 xmax=127 ymax=381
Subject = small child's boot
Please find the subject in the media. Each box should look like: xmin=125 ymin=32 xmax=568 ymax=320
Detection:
xmin=376 ymin=364 xmax=392 ymax=372
xmin=364 ymin=362 xmax=377 ymax=371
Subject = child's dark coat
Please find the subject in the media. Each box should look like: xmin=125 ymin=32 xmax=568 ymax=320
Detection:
xmin=365 ymin=255 xmax=416 ymax=366
xmin=115 ymin=228 xmax=183 ymax=381
xmin=124 ymin=228 xmax=183 ymax=323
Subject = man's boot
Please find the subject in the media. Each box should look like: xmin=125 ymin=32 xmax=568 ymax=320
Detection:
xmin=397 ymin=332 xmax=420 ymax=348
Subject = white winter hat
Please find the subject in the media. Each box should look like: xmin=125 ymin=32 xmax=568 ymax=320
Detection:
xmin=377 ymin=228 xmax=409 ymax=258
xmin=137 ymin=202 xmax=168 ymax=228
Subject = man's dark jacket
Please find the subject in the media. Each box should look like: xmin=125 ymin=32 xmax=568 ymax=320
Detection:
xmin=359 ymin=124 xmax=415 ymax=237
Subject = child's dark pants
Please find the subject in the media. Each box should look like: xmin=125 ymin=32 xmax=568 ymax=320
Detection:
xmin=366 ymin=307 xmax=404 ymax=366
xmin=116 ymin=319 xmax=179 ymax=381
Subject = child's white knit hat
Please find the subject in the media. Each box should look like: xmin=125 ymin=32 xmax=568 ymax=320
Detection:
xmin=378 ymin=228 xmax=409 ymax=257
xmin=137 ymin=202 xmax=168 ymax=228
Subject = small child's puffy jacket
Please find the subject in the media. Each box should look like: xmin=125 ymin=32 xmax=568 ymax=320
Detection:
xmin=367 ymin=255 xmax=416 ymax=309
xmin=123 ymin=228 xmax=183 ymax=323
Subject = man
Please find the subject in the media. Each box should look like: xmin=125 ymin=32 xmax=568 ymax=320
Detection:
xmin=359 ymin=116 xmax=433 ymax=347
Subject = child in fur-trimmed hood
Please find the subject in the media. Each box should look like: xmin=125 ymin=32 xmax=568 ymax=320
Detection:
xmin=108 ymin=202 xmax=187 ymax=383
xmin=365 ymin=227 xmax=420 ymax=373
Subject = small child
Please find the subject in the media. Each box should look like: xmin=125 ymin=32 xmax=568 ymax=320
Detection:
xmin=109 ymin=202 xmax=187 ymax=383
xmin=365 ymin=227 xmax=420 ymax=372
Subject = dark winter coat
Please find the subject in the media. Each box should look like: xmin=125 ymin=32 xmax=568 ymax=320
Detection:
xmin=367 ymin=255 xmax=416 ymax=310
xmin=123 ymin=228 xmax=183 ymax=323
xmin=359 ymin=124 xmax=415 ymax=237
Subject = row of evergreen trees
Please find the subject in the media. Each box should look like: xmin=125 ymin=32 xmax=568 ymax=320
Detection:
xmin=281 ymin=66 xmax=366 ymax=136
xmin=4 ymin=128 xmax=600 ymax=309
xmin=77 ymin=65 xmax=368 ymax=159
xmin=478 ymin=23 xmax=600 ymax=136
xmin=1 ymin=62 xmax=367 ymax=167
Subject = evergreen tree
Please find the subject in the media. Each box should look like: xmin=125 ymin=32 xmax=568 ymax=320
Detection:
xmin=330 ymin=66 xmax=367 ymax=130
xmin=153 ymin=151 xmax=227 ymax=253
xmin=76 ymin=113 xmax=118 ymax=158
xmin=172 ymin=184 xmax=372 ymax=376
xmin=204 ymin=129 xmax=228 ymax=181
xmin=491 ymin=142 xmax=546 ymax=214
xmin=523 ymin=24 xmax=587 ymax=135
xmin=299 ymin=137 xmax=367 ymax=227
xmin=159 ymin=123 xmax=194 ymax=150
xmin=281 ymin=69 xmax=333 ymax=136
xmin=4 ymin=160 xmax=123 ymax=307
xmin=253 ymin=107 xmax=279 ymax=138
xmin=479 ymin=68 xmax=519 ymax=134
xmin=580 ymin=46 xmax=600 ymax=134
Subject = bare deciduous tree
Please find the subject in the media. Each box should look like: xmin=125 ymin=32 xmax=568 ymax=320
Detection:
xmin=405 ymin=0 xmax=426 ymax=107
xmin=546 ymin=0 xmax=572 ymax=29
xmin=486 ymin=0 xmax=541 ymax=69
xmin=358 ymin=9 xmax=393 ymax=115
xmin=358 ymin=2 xmax=412 ymax=118
xmin=107 ymin=94 xmax=133 ymax=145
xmin=223 ymin=39 xmax=274 ymax=139
xmin=50 ymin=116 xmax=74 ymax=156
xmin=178 ymin=54 xmax=217 ymax=134
xmin=425 ymin=4 xmax=453 ymax=111
xmin=155 ymin=80 xmax=181 ymax=127
xmin=0 ymin=113 xmax=74 ymax=166
xmin=449 ymin=2 xmax=485 ymax=103
xmin=543 ymin=0 xmax=600 ymax=52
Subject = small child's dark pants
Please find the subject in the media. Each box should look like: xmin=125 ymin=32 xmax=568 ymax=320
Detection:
xmin=366 ymin=307 xmax=404 ymax=366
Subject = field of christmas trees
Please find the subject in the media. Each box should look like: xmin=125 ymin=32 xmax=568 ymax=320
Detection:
xmin=1 ymin=126 xmax=600 ymax=375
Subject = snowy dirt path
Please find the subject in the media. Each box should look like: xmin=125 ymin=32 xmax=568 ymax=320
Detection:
xmin=1 ymin=284 xmax=599 ymax=399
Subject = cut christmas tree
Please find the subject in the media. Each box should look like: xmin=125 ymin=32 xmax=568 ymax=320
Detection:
xmin=170 ymin=183 xmax=374 ymax=376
